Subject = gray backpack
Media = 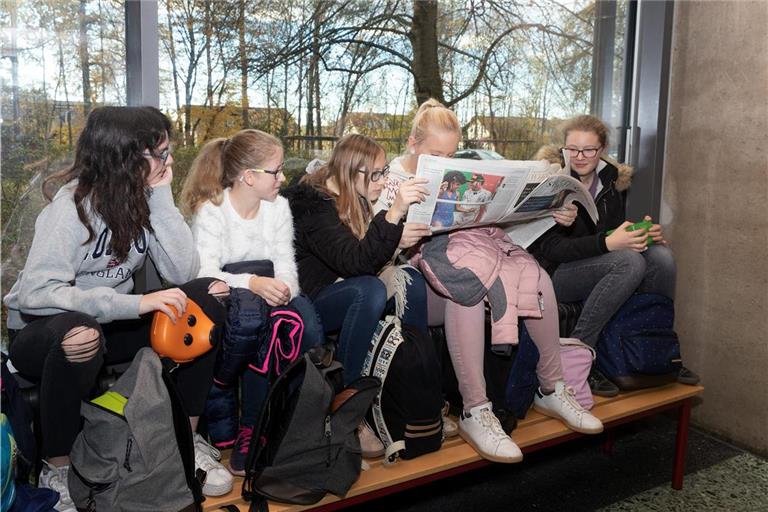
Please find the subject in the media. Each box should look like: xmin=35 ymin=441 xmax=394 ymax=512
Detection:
xmin=68 ymin=347 xmax=204 ymax=512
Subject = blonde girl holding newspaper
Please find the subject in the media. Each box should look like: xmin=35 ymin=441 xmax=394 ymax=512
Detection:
xmin=375 ymin=99 xmax=602 ymax=463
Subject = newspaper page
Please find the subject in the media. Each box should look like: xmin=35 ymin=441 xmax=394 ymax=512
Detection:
xmin=405 ymin=155 xmax=547 ymax=230
xmin=406 ymin=155 xmax=597 ymax=246
xmin=500 ymin=173 xmax=597 ymax=248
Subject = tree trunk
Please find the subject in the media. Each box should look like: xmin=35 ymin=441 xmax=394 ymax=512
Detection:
xmin=165 ymin=0 xmax=183 ymax=135
xmin=305 ymin=55 xmax=315 ymax=150
xmin=282 ymin=62 xmax=289 ymax=138
xmin=204 ymin=1 xmax=213 ymax=107
xmin=78 ymin=0 xmax=92 ymax=115
xmin=58 ymin=38 xmax=73 ymax=149
xmin=239 ymin=0 xmax=250 ymax=128
xmin=409 ymin=1 xmax=444 ymax=106
xmin=8 ymin=0 xmax=20 ymax=141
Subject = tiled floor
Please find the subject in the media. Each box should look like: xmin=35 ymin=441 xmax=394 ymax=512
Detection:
xmin=351 ymin=414 xmax=768 ymax=511
xmin=600 ymin=453 xmax=768 ymax=511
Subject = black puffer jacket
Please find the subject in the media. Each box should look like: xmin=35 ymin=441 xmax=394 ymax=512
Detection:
xmin=529 ymin=160 xmax=628 ymax=274
xmin=282 ymin=183 xmax=403 ymax=299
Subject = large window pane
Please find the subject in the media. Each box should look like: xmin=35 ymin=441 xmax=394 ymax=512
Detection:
xmin=1 ymin=0 xmax=125 ymax=327
xmin=159 ymin=0 xmax=632 ymax=187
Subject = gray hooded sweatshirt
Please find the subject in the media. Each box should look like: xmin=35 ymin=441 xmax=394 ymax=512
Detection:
xmin=4 ymin=182 xmax=200 ymax=330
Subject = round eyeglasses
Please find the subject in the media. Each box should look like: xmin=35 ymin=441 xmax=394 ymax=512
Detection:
xmin=357 ymin=164 xmax=390 ymax=182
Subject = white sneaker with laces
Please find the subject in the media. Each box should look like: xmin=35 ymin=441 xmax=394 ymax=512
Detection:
xmin=38 ymin=461 xmax=77 ymax=512
xmin=193 ymin=433 xmax=234 ymax=496
xmin=534 ymin=380 xmax=604 ymax=434
xmin=459 ymin=402 xmax=523 ymax=463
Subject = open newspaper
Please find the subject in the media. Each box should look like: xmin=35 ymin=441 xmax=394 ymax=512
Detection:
xmin=405 ymin=154 xmax=597 ymax=248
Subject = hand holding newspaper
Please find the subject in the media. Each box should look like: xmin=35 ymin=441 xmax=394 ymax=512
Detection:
xmin=405 ymin=154 xmax=598 ymax=248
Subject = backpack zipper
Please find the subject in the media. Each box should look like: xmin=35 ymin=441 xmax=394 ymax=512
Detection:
xmin=123 ymin=437 xmax=133 ymax=472
xmin=324 ymin=415 xmax=332 ymax=467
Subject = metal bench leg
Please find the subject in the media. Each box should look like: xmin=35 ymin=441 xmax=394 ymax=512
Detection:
xmin=671 ymin=398 xmax=692 ymax=490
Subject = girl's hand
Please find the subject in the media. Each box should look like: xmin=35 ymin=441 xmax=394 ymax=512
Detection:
xmin=644 ymin=215 xmax=668 ymax=246
xmin=399 ymin=223 xmax=432 ymax=249
xmin=387 ymin=178 xmax=430 ymax=223
xmin=140 ymin=288 xmax=187 ymax=322
xmin=149 ymin=165 xmax=173 ymax=188
xmin=249 ymin=276 xmax=291 ymax=307
xmin=606 ymin=221 xmax=648 ymax=252
xmin=552 ymin=204 xmax=578 ymax=227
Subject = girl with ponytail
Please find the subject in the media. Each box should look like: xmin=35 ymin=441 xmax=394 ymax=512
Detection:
xmin=375 ymin=99 xmax=603 ymax=464
xmin=181 ymin=129 xmax=324 ymax=475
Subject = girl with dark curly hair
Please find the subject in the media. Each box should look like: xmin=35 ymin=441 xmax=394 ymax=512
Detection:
xmin=4 ymin=106 xmax=233 ymax=509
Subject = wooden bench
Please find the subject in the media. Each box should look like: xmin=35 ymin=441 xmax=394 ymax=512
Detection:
xmin=204 ymin=382 xmax=704 ymax=511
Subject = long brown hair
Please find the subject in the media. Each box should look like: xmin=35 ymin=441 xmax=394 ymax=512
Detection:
xmin=302 ymin=134 xmax=385 ymax=239
xmin=180 ymin=129 xmax=282 ymax=216
xmin=41 ymin=106 xmax=171 ymax=262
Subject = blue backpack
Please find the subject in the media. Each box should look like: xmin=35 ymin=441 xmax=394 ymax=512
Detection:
xmin=596 ymin=294 xmax=682 ymax=390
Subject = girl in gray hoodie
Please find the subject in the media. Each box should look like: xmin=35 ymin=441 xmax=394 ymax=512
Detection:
xmin=4 ymin=106 xmax=233 ymax=508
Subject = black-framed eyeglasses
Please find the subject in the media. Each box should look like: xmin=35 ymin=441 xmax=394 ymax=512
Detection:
xmin=144 ymin=145 xmax=172 ymax=163
xmin=358 ymin=164 xmax=390 ymax=182
xmin=562 ymin=146 xmax=601 ymax=159
xmin=242 ymin=165 xmax=285 ymax=181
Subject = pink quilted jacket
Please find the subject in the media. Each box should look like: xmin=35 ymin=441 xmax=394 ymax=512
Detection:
xmin=413 ymin=226 xmax=542 ymax=345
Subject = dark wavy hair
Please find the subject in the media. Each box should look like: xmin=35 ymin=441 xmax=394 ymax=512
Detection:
xmin=43 ymin=106 xmax=171 ymax=262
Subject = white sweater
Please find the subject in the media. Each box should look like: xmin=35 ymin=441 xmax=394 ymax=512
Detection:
xmin=191 ymin=189 xmax=300 ymax=298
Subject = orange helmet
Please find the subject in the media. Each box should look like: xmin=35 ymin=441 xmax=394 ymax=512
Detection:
xmin=150 ymin=299 xmax=217 ymax=363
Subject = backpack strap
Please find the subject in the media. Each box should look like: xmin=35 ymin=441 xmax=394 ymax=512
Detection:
xmin=362 ymin=317 xmax=406 ymax=465
xmin=161 ymin=357 xmax=205 ymax=511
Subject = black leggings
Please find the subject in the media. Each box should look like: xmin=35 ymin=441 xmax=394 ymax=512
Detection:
xmin=9 ymin=278 xmax=226 ymax=458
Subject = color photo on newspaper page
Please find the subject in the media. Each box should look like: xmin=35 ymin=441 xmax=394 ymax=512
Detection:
xmin=430 ymin=170 xmax=505 ymax=229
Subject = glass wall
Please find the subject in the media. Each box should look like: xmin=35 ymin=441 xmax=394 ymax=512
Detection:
xmin=156 ymin=0 xmax=634 ymax=187
xmin=1 ymin=0 xmax=637 ymax=338
xmin=0 ymin=0 xmax=125 ymax=307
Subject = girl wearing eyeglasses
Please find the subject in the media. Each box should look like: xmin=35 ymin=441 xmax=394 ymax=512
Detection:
xmin=4 ymin=106 xmax=235 ymax=508
xmin=180 ymin=129 xmax=324 ymax=475
xmin=283 ymin=134 xmax=431 ymax=457
xmin=529 ymin=115 xmax=694 ymax=397
xmin=375 ymin=99 xmax=603 ymax=464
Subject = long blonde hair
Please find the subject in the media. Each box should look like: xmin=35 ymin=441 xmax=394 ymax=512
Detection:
xmin=302 ymin=134 xmax=385 ymax=239
xmin=410 ymin=98 xmax=461 ymax=144
xmin=180 ymin=129 xmax=282 ymax=215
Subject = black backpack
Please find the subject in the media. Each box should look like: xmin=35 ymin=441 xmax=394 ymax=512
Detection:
xmin=362 ymin=316 xmax=444 ymax=464
xmin=242 ymin=352 xmax=379 ymax=511
xmin=1 ymin=355 xmax=37 ymax=484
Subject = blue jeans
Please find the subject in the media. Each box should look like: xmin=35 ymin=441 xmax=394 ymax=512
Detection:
xmin=313 ymin=276 xmax=388 ymax=385
xmin=552 ymin=245 xmax=676 ymax=348
xmin=240 ymin=294 xmax=324 ymax=426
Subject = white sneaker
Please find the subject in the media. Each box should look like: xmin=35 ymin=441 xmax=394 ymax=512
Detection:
xmin=38 ymin=461 xmax=77 ymax=512
xmin=441 ymin=401 xmax=459 ymax=438
xmin=459 ymin=403 xmax=523 ymax=463
xmin=534 ymin=380 xmax=604 ymax=434
xmin=193 ymin=433 xmax=234 ymax=496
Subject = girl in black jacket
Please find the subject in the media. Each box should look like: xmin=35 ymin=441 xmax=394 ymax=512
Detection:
xmin=283 ymin=134 xmax=431 ymax=456
xmin=530 ymin=115 xmax=679 ymax=396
